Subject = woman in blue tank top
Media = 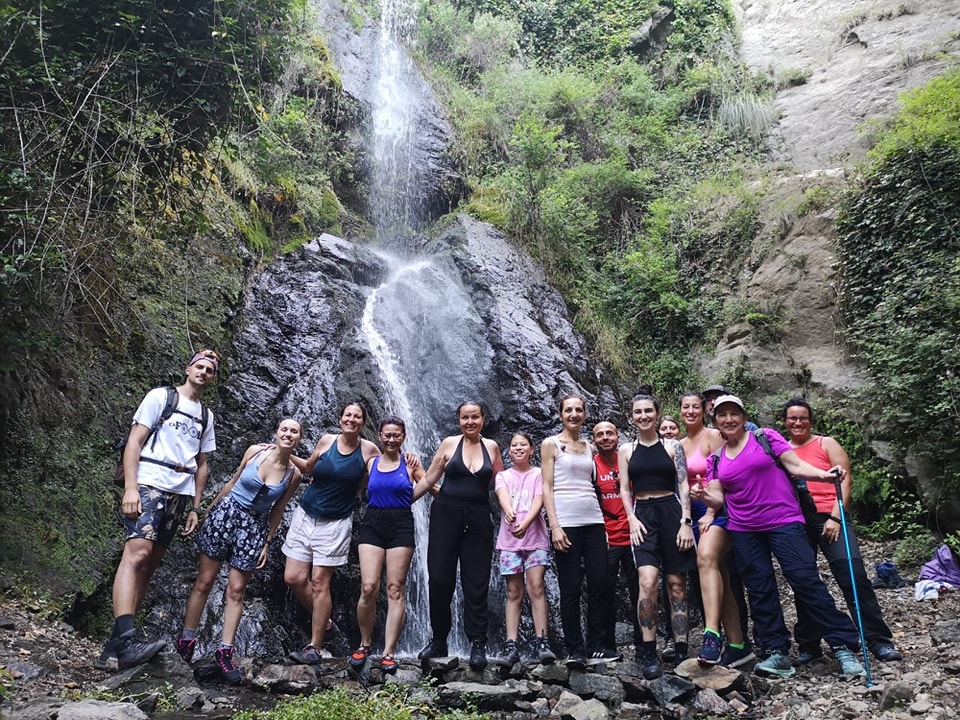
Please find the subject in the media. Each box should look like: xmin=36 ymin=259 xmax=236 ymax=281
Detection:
xmin=284 ymin=402 xmax=381 ymax=665
xmin=177 ymin=418 xmax=303 ymax=683
xmin=349 ymin=415 xmax=426 ymax=674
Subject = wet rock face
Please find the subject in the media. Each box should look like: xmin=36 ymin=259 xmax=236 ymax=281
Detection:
xmin=144 ymin=222 xmax=616 ymax=658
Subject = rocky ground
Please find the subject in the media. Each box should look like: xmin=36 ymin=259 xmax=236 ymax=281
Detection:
xmin=2 ymin=540 xmax=960 ymax=719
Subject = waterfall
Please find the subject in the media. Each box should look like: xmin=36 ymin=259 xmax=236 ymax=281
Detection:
xmin=369 ymin=0 xmax=421 ymax=235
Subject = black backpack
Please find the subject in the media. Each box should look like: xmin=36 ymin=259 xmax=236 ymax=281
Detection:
xmin=710 ymin=429 xmax=818 ymax=519
xmin=113 ymin=386 xmax=209 ymax=487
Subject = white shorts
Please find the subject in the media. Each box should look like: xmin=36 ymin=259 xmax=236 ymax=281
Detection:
xmin=281 ymin=505 xmax=352 ymax=566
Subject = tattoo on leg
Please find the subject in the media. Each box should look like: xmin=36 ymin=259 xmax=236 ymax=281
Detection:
xmin=671 ymin=597 xmax=689 ymax=638
xmin=638 ymin=599 xmax=657 ymax=630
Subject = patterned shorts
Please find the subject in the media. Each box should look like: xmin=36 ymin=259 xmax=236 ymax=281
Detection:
xmin=124 ymin=486 xmax=192 ymax=546
xmin=498 ymin=548 xmax=552 ymax=576
xmin=195 ymin=494 xmax=269 ymax=572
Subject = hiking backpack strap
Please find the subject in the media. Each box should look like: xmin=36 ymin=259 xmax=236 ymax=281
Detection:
xmin=147 ymin=386 xmax=179 ymax=452
xmin=753 ymin=428 xmax=817 ymax=517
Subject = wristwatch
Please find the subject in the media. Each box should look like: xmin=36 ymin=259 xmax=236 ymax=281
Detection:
xmin=681 ymin=517 xmax=693 ymax=526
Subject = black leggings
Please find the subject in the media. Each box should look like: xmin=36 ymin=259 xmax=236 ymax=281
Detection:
xmin=427 ymin=496 xmax=492 ymax=643
xmin=554 ymin=523 xmax=609 ymax=653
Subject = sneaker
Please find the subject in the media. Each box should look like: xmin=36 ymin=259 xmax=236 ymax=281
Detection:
xmin=674 ymin=641 xmax=689 ymax=661
xmin=289 ymin=644 xmax=325 ymax=665
xmin=792 ymin=647 xmax=823 ymax=666
xmin=349 ymin=644 xmax=372 ymax=670
xmin=94 ymin=638 xmax=118 ymax=670
xmin=379 ymin=655 xmax=398 ymax=674
xmin=566 ymin=649 xmax=587 ymax=670
xmin=835 ymin=648 xmax=867 ymax=677
xmin=115 ymin=632 xmax=165 ymax=669
xmin=536 ymin=636 xmax=556 ymax=664
xmin=418 ymin=638 xmax=448 ymax=660
xmin=176 ymin=637 xmax=196 ymax=664
xmin=469 ymin=639 xmax=488 ymax=670
xmin=755 ymin=651 xmax=796 ymax=679
xmin=661 ymin=637 xmax=676 ymax=663
xmin=501 ymin=640 xmax=520 ymax=666
xmin=698 ymin=632 xmax=722 ymax=666
xmin=720 ymin=643 xmax=756 ymax=668
xmin=870 ymin=642 xmax=902 ymax=662
xmin=215 ymin=646 xmax=242 ymax=685
xmin=589 ymin=647 xmax=623 ymax=662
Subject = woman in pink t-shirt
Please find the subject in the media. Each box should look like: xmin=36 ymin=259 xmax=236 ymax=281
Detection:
xmin=495 ymin=433 xmax=555 ymax=666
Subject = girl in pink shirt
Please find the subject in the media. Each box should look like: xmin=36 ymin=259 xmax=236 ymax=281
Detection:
xmin=495 ymin=433 xmax=554 ymax=665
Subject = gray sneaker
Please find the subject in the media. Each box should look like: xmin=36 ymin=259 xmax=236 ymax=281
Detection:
xmin=755 ymin=651 xmax=796 ymax=679
xmin=115 ymin=632 xmax=165 ymax=669
xmin=835 ymin=648 xmax=867 ymax=677
xmin=94 ymin=637 xmax=118 ymax=670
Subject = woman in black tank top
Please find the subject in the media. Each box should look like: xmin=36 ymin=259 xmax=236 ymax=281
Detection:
xmin=617 ymin=393 xmax=695 ymax=680
xmin=415 ymin=401 xmax=503 ymax=670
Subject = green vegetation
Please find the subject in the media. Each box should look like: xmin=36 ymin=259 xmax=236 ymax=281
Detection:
xmin=233 ymin=685 xmax=488 ymax=720
xmin=837 ymin=69 xmax=960 ymax=512
xmin=419 ymin=0 xmax=766 ymax=394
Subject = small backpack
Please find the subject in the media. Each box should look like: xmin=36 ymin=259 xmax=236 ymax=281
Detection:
xmin=113 ymin=387 xmax=209 ymax=487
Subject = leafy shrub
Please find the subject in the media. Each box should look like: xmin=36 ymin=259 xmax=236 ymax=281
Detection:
xmin=892 ymin=528 xmax=940 ymax=570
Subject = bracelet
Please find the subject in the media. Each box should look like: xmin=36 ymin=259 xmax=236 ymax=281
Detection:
xmin=828 ymin=515 xmax=842 ymax=524
xmin=189 ymin=508 xmax=199 ymax=513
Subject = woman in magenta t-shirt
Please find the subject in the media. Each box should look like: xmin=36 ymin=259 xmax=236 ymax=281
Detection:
xmin=693 ymin=395 xmax=866 ymax=680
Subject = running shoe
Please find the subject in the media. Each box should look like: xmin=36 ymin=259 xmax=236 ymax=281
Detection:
xmin=115 ymin=632 xmax=165 ymax=669
xmin=835 ymin=648 xmax=867 ymax=677
xmin=698 ymin=631 xmax=722 ymax=665
xmin=720 ymin=642 xmax=756 ymax=668
xmin=349 ymin=644 xmax=372 ymax=670
xmin=755 ymin=651 xmax=796 ymax=679
xmin=379 ymin=655 xmax=398 ymax=674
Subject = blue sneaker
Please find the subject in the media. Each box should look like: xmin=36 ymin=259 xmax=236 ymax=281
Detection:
xmin=720 ymin=642 xmax=756 ymax=668
xmin=698 ymin=631 xmax=722 ymax=665
xmin=755 ymin=651 xmax=796 ymax=678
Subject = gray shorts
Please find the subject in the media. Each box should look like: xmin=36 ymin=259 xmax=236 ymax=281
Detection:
xmin=281 ymin=505 xmax=352 ymax=567
xmin=123 ymin=486 xmax=192 ymax=546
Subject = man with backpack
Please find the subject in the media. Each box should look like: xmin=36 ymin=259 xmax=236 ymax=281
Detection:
xmin=96 ymin=350 xmax=218 ymax=670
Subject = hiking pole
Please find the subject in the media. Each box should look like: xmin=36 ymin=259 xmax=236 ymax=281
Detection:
xmin=833 ymin=468 xmax=874 ymax=687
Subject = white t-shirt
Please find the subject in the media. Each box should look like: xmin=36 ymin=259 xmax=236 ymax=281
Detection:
xmin=132 ymin=387 xmax=216 ymax=496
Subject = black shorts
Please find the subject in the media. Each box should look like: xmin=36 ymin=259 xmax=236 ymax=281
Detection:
xmin=632 ymin=494 xmax=697 ymax=575
xmin=357 ymin=506 xmax=415 ymax=549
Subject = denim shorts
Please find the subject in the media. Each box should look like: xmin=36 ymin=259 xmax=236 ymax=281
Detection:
xmin=195 ymin=494 xmax=269 ymax=571
xmin=498 ymin=548 xmax=552 ymax=576
xmin=123 ymin=485 xmax=192 ymax=547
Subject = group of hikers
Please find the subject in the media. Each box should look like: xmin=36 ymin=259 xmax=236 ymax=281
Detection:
xmin=96 ymin=351 xmax=902 ymax=686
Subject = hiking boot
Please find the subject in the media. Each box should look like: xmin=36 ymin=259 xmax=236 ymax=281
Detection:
xmin=661 ymin=637 xmax=676 ymax=663
xmin=639 ymin=650 xmax=662 ymax=680
xmin=94 ymin=638 xmax=118 ymax=670
xmin=588 ymin=647 xmax=623 ymax=663
xmin=698 ymin=631 xmax=722 ymax=666
xmin=115 ymin=632 xmax=165 ymax=669
xmin=418 ymin=638 xmax=448 ymax=660
xmin=720 ymin=642 xmax=756 ymax=668
xmin=792 ymin=647 xmax=823 ymax=666
xmin=834 ymin=648 xmax=867 ymax=677
xmin=468 ymin=640 xmax=488 ymax=670
xmin=870 ymin=642 xmax=902 ymax=662
xmin=755 ymin=651 xmax=796 ymax=679
xmin=176 ymin=637 xmax=196 ymax=664
xmin=502 ymin=640 xmax=520 ymax=667
xmin=289 ymin=644 xmax=326 ymax=665
xmin=536 ymin=636 xmax=556 ymax=664
xmin=215 ymin=646 xmax=241 ymax=685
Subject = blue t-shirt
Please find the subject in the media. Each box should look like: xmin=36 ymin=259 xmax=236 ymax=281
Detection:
xmin=367 ymin=456 xmax=413 ymax=509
